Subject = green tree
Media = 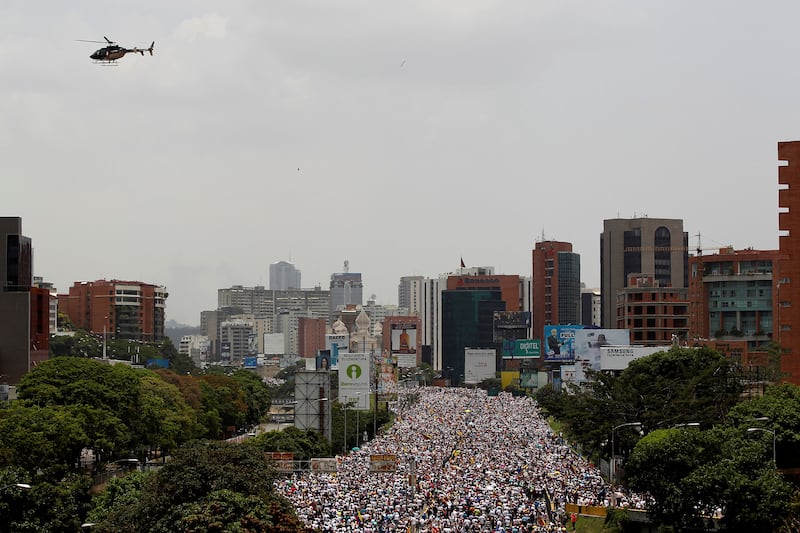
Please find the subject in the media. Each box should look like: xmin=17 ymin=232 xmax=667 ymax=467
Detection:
xmin=230 ymin=370 xmax=271 ymax=426
xmin=17 ymin=357 xmax=143 ymax=460
xmin=0 ymin=404 xmax=88 ymax=480
xmin=249 ymin=426 xmax=332 ymax=460
xmin=133 ymin=374 xmax=199 ymax=458
xmin=90 ymin=441 xmax=304 ymax=532
xmin=626 ymin=424 xmax=794 ymax=530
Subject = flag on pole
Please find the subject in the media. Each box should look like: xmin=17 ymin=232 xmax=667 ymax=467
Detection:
xmin=460 ymin=257 xmax=465 ymax=268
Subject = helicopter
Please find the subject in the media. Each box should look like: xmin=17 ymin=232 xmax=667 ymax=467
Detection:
xmin=78 ymin=36 xmax=154 ymax=63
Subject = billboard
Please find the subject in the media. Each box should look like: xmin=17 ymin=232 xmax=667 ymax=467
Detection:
xmin=543 ymin=325 xmax=584 ymax=362
xmin=310 ymin=458 xmax=339 ymax=472
xmin=243 ymin=356 xmax=258 ymax=369
xmin=338 ymin=352 xmax=370 ymax=405
xmin=247 ymin=333 xmax=258 ymax=356
xmin=263 ymin=333 xmax=285 ymax=356
xmin=325 ymin=334 xmax=348 ymax=370
xmin=501 ymin=339 xmax=541 ymax=359
xmin=464 ymin=348 xmax=496 ymax=384
xmin=369 ymin=454 xmax=398 ymax=473
xmin=220 ymin=342 xmax=231 ymax=362
xmin=520 ymin=370 xmax=539 ymax=389
xmin=573 ymin=329 xmax=630 ymax=371
xmin=391 ymin=323 xmax=417 ymax=368
xmin=601 ymin=345 xmax=665 ymax=371
xmin=316 ymin=350 xmax=333 ymax=371
xmin=493 ymin=311 xmax=531 ymax=343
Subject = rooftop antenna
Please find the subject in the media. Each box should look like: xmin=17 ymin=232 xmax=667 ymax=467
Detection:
xmin=696 ymin=232 xmax=703 ymax=256
xmin=343 ymin=260 xmax=349 ymax=273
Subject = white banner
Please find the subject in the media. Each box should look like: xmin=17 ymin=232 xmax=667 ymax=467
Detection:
xmin=464 ymin=348 xmax=496 ymax=384
xmin=338 ymin=352 xmax=370 ymax=407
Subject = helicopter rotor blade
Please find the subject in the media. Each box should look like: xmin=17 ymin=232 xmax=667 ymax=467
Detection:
xmin=76 ymin=39 xmax=107 ymax=43
xmin=104 ymin=36 xmax=113 ymax=44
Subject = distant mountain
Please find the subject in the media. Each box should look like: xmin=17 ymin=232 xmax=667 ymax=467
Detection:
xmin=165 ymin=320 xmax=201 ymax=347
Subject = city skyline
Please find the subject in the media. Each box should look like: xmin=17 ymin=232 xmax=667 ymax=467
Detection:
xmin=4 ymin=1 xmax=797 ymax=325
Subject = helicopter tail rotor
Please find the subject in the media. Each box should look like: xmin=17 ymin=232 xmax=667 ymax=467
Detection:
xmin=148 ymin=42 xmax=155 ymax=56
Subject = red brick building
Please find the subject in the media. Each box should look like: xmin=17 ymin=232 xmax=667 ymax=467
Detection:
xmin=615 ymin=273 xmax=689 ymax=345
xmin=59 ymin=280 xmax=167 ymax=342
xmin=297 ymin=317 xmax=327 ymax=359
xmin=531 ymin=241 xmax=581 ymax=340
xmin=778 ymin=142 xmax=800 ymax=383
xmin=688 ymin=247 xmax=780 ymax=351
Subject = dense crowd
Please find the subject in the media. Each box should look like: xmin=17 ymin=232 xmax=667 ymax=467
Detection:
xmin=278 ymin=387 xmax=647 ymax=532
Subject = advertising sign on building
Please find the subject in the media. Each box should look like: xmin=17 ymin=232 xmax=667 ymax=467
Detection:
xmin=391 ymin=323 xmax=417 ymax=368
xmin=243 ymin=356 xmax=258 ymax=369
xmin=573 ymin=329 xmax=630 ymax=371
xmin=543 ymin=325 xmax=584 ymax=362
xmin=601 ymin=345 xmax=665 ymax=371
xmin=247 ymin=333 xmax=258 ymax=356
xmin=493 ymin=311 xmax=531 ymax=343
xmin=221 ymin=342 xmax=231 ymax=362
xmin=263 ymin=333 xmax=285 ymax=356
xmin=338 ymin=352 xmax=370 ymax=406
xmin=501 ymin=339 xmax=541 ymax=359
xmin=464 ymin=348 xmax=496 ymax=384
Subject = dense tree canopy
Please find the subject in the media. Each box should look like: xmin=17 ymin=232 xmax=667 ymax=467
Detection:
xmin=88 ymin=441 xmax=304 ymax=532
xmin=535 ymin=347 xmax=742 ymax=458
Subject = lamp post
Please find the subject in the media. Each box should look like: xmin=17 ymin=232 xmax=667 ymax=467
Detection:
xmin=0 ymin=483 xmax=30 ymax=491
xmin=343 ymin=395 xmax=348 ymax=452
xmin=356 ymin=392 xmax=361 ymax=448
xmin=747 ymin=427 xmax=777 ymax=465
xmin=611 ymin=422 xmax=642 ymax=484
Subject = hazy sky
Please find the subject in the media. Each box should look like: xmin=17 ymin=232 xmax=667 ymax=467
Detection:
xmin=3 ymin=1 xmax=799 ymax=325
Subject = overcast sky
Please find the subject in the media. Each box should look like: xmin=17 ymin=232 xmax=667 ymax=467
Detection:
xmin=3 ymin=1 xmax=799 ymax=325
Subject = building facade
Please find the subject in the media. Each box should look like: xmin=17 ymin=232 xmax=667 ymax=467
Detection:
xmin=531 ymin=240 xmax=581 ymax=338
xmin=59 ymin=280 xmax=168 ymax=342
xmin=581 ymin=287 xmax=601 ymax=327
xmin=615 ymin=273 xmax=689 ymax=345
xmin=688 ymin=247 xmax=779 ymax=352
xmin=601 ymin=217 xmax=689 ymax=328
xmin=330 ymin=270 xmax=363 ymax=315
xmin=441 ymin=289 xmax=505 ymax=385
xmin=269 ymin=260 xmax=301 ymax=290
xmin=298 ymin=317 xmax=327 ymax=359
xmin=398 ymin=276 xmax=424 ymax=316
xmin=217 ymin=285 xmax=331 ymax=324
xmin=777 ymin=141 xmax=800 ymax=383
xmin=0 ymin=217 xmax=48 ymax=383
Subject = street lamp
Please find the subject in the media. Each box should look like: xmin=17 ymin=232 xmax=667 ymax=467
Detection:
xmin=611 ymin=422 xmax=642 ymax=484
xmin=342 ymin=395 xmax=348 ymax=452
xmin=0 ymin=483 xmax=30 ymax=491
xmin=356 ymin=392 xmax=361 ymax=448
xmin=747 ymin=427 xmax=777 ymax=465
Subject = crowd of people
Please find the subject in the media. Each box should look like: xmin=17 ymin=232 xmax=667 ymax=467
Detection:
xmin=277 ymin=387 xmax=648 ymax=532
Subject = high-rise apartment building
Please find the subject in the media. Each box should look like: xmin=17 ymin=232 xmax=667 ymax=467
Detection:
xmin=581 ymin=287 xmax=601 ymax=327
xmin=777 ymin=141 xmax=800 ymax=383
xmin=601 ymin=218 xmax=688 ymax=328
xmin=531 ymin=240 xmax=581 ymax=338
xmin=398 ymin=276 xmax=424 ymax=315
xmin=0 ymin=217 xmax=48 ymax=383
xmin=59 ymin=280 xmax=168 ymax=342
xmin=217 ymin=286 xmax=331 ymax=323
xmin=269 ymin=261 xmax=301 ymax=290
xmin=330 ymin=269 xmax=363 ymax=315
